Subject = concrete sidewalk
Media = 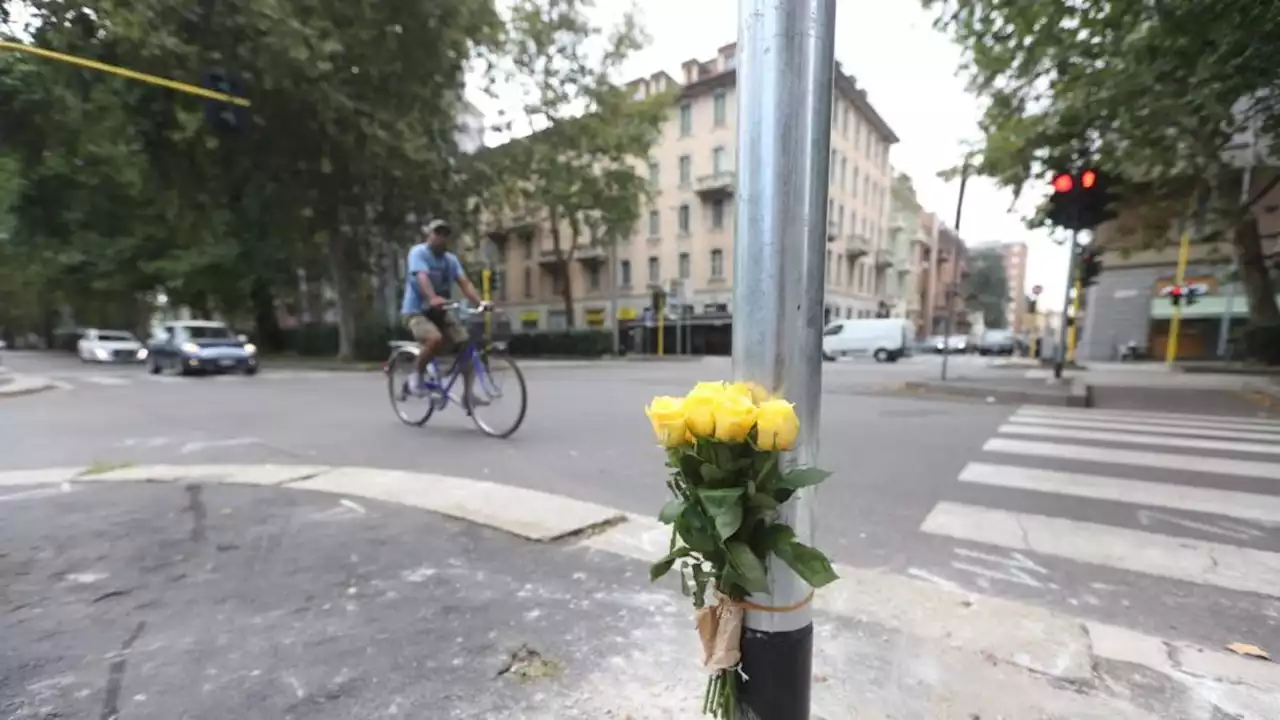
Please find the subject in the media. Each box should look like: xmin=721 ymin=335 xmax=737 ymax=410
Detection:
xmin=0 ymin=367 xmax=55 ymax=398
xmin=2 ymin=464 xmax=1277 ymax=719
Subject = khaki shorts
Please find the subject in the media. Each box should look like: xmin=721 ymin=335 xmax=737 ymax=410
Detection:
xmin=404 ymin=310 xmax=469 ymax=350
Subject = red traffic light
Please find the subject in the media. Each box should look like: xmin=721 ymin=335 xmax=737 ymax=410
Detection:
xmin=1170 ymin=285 xmax=1183 ymax=297
xmin=1052 ymin=173 xmax=1074 ymax=193
xmin=1081 ymin=169 xmax=1097 ymax=189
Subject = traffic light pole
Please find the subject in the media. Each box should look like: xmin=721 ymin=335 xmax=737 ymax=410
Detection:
xmin=732 ymin=0 xmax=836 ymax=716
xmin=1165 ymin=222 xmax=1192 ymax=366
xmin=940 ymin=161 xmax=971 ymax=383
xmin=1053 ymin=230 xmax=1078 ymax=380
xmin=1066 ymin=277 xmax=1083 ymax=362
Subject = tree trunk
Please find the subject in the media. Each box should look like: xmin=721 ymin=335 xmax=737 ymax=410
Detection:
xmin=325 ymin=230 xmax=358 ymax=361
xmin=1235 ymin=213 xmax=1280 ymax=325
xmin=549 ymin=209 xmax=576 ymax=329
xmin=250 ymin=277 xmax=284 ymax=352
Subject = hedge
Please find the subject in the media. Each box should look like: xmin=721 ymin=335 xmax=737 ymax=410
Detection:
xmin=1242 ymin=322 xmax=1280 ymax=365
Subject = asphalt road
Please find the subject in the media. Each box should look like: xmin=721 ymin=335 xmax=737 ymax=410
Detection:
xmin=4 ymin=350 xmax=1280 ymax=661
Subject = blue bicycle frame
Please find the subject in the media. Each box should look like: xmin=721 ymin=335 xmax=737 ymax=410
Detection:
xmin=420 ymin=341 xmax=492 ymax=411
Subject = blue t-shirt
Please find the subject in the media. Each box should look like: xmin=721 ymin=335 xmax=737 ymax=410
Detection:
xmin=401 ymin=244 xmax=464 ymax=314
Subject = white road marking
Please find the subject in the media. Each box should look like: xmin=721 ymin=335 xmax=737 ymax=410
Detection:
xmin=958 ymin=462 xmax=1280 ymax=526
xmin=905 ymin=568 xmax=970 ymax=595
xmin=1006 ymin=414 xmax=1280 ymax=441
xmin=0 ymin=485 xmax=77 ymax=503
xmin=983 ymin=437 xmax=1280 ymax=480
xmin=178 ymin=438 xmax=262 ymax=455
xmin=116 ymin=437 xmax=172 ymax=449
xmin=998 ymin=423 xmax=1280 ymax=455
xmin=1136 ymin=509 xmax=1265 ymax=541
xmin=1015 ymin=405 xmax=1280 ymax=428
xmin=920 ymin=501 xmax=1280 ymax=597
xmin=82 ymin=375 xmax=131 ymax=386
xmin=950 ymin=548 xmax=1054 ymax=589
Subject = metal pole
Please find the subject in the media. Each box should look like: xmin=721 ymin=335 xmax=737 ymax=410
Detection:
xmin=609 ymin=240 xmax=621 ymax=355
xmin=1053 ymin=230 xmax=1078 ymax=379
xmin=733 ymin=0 xmax=835 ymax=716
xmin=939 ymin=162 xmax=969 ymax=382
xmin=1066 ymin=278 xmax=1082 ymax=362
xmin=1165 ymin=225 xmax=1192 ymax=365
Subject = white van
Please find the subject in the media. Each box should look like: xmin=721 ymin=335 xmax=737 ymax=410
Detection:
xmin=821 ymin=318 xmax=911 ymax=362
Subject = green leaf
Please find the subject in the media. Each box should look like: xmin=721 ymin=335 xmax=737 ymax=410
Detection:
xmin=755 ymin=453 xmax=778 ymax=489
xmin=725 ymin=540 xmax=769 ymax=594
xmin=658 ymin=499 xmax=686 ymax=525
xmin=700 ymin=463 xmax=728 ymax=484
xmin=761 ymin=524 xmax=796 ymax=551
xmin=675 ymin=504 xmax=719 ymax=554
xmin=676 ymin=452 xmax=703 ymax=483
xmin=776 ymin=467 xmax=832 ymax=491
xmin=649 ymin=546 xmax=692 ymax=582
xmin=697 ymin=487 xmax=745 ymax=541
xmin=774 ymin=540 xmax=839 ymax=589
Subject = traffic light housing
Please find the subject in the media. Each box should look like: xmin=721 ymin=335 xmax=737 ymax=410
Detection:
xmin=1168 ymin=285 xmax=1184 ymax=306
xmin=1079 ymin=248 xmax=1103 ymax=287
xmin=204 ymin=72 xmax=248 ymax=133
xmin=1185 ymin=284 xmax=1201 ymax=306
xmin=1047 ymin=169 xmax=1119 ymax=231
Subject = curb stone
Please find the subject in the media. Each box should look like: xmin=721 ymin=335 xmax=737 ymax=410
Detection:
xmin=1 ymin=462 xmax=1277 ymax=716
xmin=0 ymin=372 xmax=56 ymax=398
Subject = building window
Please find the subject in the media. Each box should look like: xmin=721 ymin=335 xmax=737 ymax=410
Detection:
xmin=712 ymin=146 xmax=726 ymax=174
xmin=678 ymin=204 xmax=691 ymax=234
xmin=679 ymin=103 xmax=692 ymax=136
xmin=679 ymin=252 xmax=690 ymax=279
xmin=711 ymin=198 xmax=726 ymax=230
xmin=852 ymin=167 xmax=859 ymax=197
xmin=842 ymin=107 xmax=851 ymax=137
xmin=648 ymin=160 xmax=660 ymax=187
xmin=711 ymin=249 xmax=724 ymax=278
xmin=679 ymin=155 xmax=692 ymax=186
xmin=523 ymin=266 xmax=532 ymax=297
xmin=620 ymin=259 xmax=632 ymax=286
xmin=551 ymin=271 xmax=565 ymax=296
xmin=713 ymin=92 xmax=727 ymax=127
xmin=830 ymin=150 xmax=837 ymax=182
xmin=648 ymin=256 xmax=660 ymax=284
xmin=589 ymin=264 xmax=601 ymax=290
xmin=648 ymin=210 xmax=660 ymax=236
xmin=840 ymin=156 xmax=847 ymax=188
xmin=523 ymin=237 xmax=533 ymax=259
xmin=838 ymin=203 xmax=845 ymax=236
xmin=826 ymin=249 xmax=832 ymax=283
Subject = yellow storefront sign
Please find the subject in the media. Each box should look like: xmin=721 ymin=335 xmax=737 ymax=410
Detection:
xmin=520 ymin=311 xmax=540 ymax=322
xmin=616 ymin=307 xmax=638 ymax=320
xmin=584 ymin=307 xmax=606 ymax=328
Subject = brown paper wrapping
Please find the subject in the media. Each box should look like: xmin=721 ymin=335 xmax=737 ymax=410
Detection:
xmin=695 ymin=599 xmax=743 ymax=672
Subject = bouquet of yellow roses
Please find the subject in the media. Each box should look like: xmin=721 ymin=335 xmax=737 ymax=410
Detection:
xmin=644 ymin=381 xmax=837 ymax=719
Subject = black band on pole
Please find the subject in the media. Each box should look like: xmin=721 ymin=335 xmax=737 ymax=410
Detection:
xmin=738 ymin=624 xmax=814 ymax=720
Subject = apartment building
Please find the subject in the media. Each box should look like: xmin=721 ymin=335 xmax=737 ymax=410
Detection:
xmin=970 ymin=240 xmax=1029 ymax=333
xmin=486 ymin=43 xmax=899 ymax=332
xmin=888 ymin=173 xmax=930 ymax=335
xmin=917 ymin=213 xmax=969 ymax=336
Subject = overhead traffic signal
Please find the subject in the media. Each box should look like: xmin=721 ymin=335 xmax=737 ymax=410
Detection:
xmin=204 ymin=72 xmax=248 ymax=133
xmin=1047 ymin=168 xmax=1118 ymax=231
xmin=1166 ymin=284 xmax=1204 ymax=307
xmin=1168 ymin=285 xmax=1184 ymax=306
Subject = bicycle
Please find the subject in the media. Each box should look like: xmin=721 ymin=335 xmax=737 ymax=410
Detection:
xmin=385 ymin=303 xmax=528 ymax=438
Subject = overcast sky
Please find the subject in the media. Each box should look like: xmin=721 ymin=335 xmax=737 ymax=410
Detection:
xmin=471 ymin=0 xmax=1075 ymax=309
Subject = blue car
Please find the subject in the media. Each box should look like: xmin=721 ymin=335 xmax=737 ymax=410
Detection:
xmin=146 ymin=321 xmax=259 ymax=376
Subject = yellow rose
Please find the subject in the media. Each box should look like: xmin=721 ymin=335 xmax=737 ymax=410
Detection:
xmin=728 ymin=381 xmax=771 ymax=404
xmin=756 ymin=398 xmax=800 ymax=451
xmin=712 ymin=391 xmax=759 ymax=443
xmin=645 ymin=396 xmax=688 ymax=447
xmin=684 ymin=382 xmax=725 ymax=439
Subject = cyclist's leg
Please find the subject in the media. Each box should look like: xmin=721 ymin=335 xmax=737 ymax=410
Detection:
xmin=406 ymin=314 xmax=442 ymax=394
xmin=444 ymin=312 xmax=487 ymax=406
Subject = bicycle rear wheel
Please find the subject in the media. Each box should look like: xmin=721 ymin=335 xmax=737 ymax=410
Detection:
xmin=468 ymin=353 xmax=527 ymax=438
xmin=387 ymin=349 xmax=434 ymax=426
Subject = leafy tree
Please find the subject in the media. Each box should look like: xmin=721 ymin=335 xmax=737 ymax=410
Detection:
xmin=923 ymin=0 xmax=1280 ymax=361
xmin=481 ymin=0 xmax=669 ymax=327
xmin=963 ymin=247 xmax=1009 ymax=329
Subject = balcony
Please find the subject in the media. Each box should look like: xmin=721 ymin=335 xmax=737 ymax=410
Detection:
xmin=694 ymin=171 xmax=735 ymax=199
xmin=538 ymin=245 xmax=606 ymax=266
xmin=844 ymin=233 xmax=871 ymax=260
xmin=875 ymin=248 xmax=894 ymax=269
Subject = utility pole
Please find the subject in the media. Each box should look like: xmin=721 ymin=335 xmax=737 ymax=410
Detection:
xmin=609 ymin=239 xmax=621 ymax=355
xmin=732 ymin=0 xmax=835 ymax=716
xmin=1053 ymin=231 xmax=1078 ymax=379
xmin=940 ymin=160 xmax=971 ymax=382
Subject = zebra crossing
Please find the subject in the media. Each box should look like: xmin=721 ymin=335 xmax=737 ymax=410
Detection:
xmin=919 ymin=404 xmax=1280 ymax=606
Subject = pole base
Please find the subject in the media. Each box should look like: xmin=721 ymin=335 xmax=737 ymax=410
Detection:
xmin=738 ymin=624 xmax=814 ymax=720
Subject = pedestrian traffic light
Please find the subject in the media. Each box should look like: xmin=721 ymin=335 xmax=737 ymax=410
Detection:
xmin=203 ymin=72 xmax=248 ymax=133
xmin=1168 ymin=285 xmax=1184 ymax=306
xmin=1079 ymin=248 xmax=1103 ymax=287
xmin=1046 ymin=168 xmax=1119 ymax=231
xmin=1185 ymin=284 xmax=1202 ymax=306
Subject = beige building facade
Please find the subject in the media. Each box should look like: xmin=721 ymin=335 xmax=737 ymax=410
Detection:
xmin=485 ymin=43 xmax=900 ymax=332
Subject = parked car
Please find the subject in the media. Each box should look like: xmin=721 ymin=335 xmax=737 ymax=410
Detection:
xmin=945 ymin=335 xmax=971 ymax=354
xmin=146 ymin=320 xmax=259 ymax=376
xmin=977 ymin=329 xmax=1017 ymax=356
xmin=77 ymin=328 xmax=147 ymax=363
xmin=821 ymin=318 xmax=912 ymax=362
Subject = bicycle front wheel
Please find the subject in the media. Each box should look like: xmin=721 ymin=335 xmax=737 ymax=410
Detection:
xmin=387 ymin=349 xmax=434 ymax=427
xmin=469 ymin=353 xmax=527 ymax=438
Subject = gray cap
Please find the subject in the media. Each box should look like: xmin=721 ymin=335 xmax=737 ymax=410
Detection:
xmin=422 ymin=219 xmax=452 ymax=235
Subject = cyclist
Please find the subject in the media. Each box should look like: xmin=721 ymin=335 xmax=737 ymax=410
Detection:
xmin=401 ymin=219 xmax=490 ymax=407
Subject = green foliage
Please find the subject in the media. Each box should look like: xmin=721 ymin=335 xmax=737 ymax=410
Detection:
xmin=963 ymin=248 xmax=1009 ymax=329
xmin=924 ymin=0 xmax=1280 ymax=352
xmin=474 ymin=0 xmax=668 ymax=326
